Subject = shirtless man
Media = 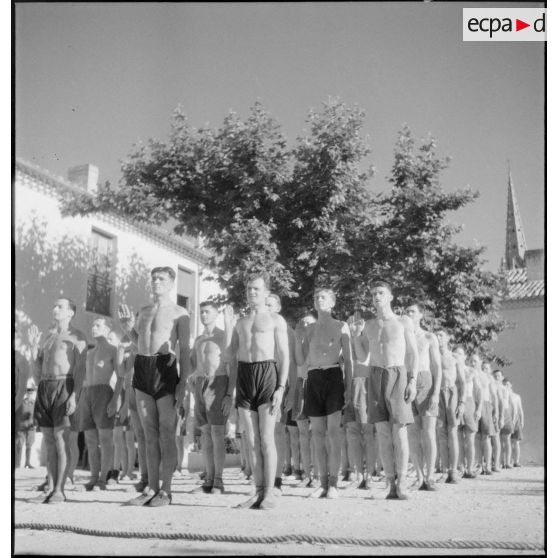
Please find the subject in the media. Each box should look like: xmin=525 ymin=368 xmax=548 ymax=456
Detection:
xmin=293 ymin=313 xmax=318 ymax=487
xmin=474 ymin=355 xmax=498 ymax=475
xmin=486 ymin=363 xmax=504 ymax=472
xmin=80 ymin=318 xmax=122 ymax=490
xmin=346 ymin=313 xmax=377 ymax=490
xmin=191 ymin=301 xmax=228 ymax=494
xmin=454 ymin=347 xmax=481 ymax=478
xmin=31 ymin=298 xmax=87 ymax=503
xmin=507 ymin=380 xmax=524 ymax=467
xmin=222 ymin=271 xmax=289 ymax=510
xmin=296 ymin=288 xmax=352 ymax=499
xmin=265 ymin=294 xmax=297 ymax=495
xmin=498 ymin=373 xmax=513 ymax=469
xmin=404 ymin=303 xmax=442 ymax=491
xmin=353 ymin=282 xmax=418 ymax=500
xmin=435 ymin=330 xmax=465 ymax=484
xmin=119 ymin=266 xmax=191 ymax=506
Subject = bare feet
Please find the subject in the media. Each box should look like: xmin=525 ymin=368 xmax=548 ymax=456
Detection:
xmin=234 ymin=490 xmax=263 ymax=509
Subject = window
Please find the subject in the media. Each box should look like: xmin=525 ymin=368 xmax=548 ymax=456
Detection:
xmin=86 ymin=229 xmax=115 ymax=316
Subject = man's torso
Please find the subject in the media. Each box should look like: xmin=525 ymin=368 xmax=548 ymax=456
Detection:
xmin=440 ymin=350 xmax=457 ymax=388
xmin=40 ymin=327 xmax=86 ymax=380
xmin=236 ymin=311 xmax=276 ymax=363
xmin=136 ymin=303 xmax=182 ymax=355
xmin=84 ymin=342 xmax=116 ymax=387
xmin=306 ymin=319 xmax=343 ymax=369
xmin=415 ymin=329 xmax=432 ymax=371
xmin=365 ymin=317 xmax=406 ymax=368
xmin=195 ymin=328 xmax=225 ymax=376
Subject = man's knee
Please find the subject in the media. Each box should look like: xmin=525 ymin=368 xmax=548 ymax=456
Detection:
xmin=99 ymin=429 xmax=113 ymax=446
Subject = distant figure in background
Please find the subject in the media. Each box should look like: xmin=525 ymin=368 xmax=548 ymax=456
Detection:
xmin=507 ymin=380 xmax=525 ymax=467
xmin=15 ymin=379 xmax=37 ymax=469
xmin=499 ymin=375 xmax=514 ymax=469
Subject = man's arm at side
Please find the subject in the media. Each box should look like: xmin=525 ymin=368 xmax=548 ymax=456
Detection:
xmin=428 ymin=334 xmax=442 ymax=397
xmin=340 ymin=322 xmax=353 ymax=407
xmin=351 ymin=323 xmax=370 ymax=363
xmin=175 ymin=312 xmax=192 ymax=408
xmin=108 ymin=345 xmax=126 ymax=417
xmin=271 ymin=315 xmax=290 ymax=415
xmin=455 ymin=359 xmax=466 ymax=406
xmin=222 ymin=327 xmax=239 ymax=416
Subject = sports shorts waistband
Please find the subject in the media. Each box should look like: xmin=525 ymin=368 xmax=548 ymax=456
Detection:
xmin=136 ymin=352 xmax=171 ymax=358
xmin=41 ymin=376 xmax=73 ymax=382
xmin=308 ymin=364 xmax=341 ymax=371
xmin=238 ymin=360 xmax=276 ymax=365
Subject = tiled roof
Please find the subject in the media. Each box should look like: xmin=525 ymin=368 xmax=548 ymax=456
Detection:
xmin=504 ymin=268 xmax=545 ymax=301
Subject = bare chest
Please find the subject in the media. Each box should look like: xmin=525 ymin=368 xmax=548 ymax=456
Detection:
xmin=138 ymin=306 xmax=177 ymax=335
xmin=238 ymin=314 xmax=275 ymax=340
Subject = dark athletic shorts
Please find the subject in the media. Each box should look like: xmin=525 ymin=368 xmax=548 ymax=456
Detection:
xmin=368 ymin=365 xmax=414 ymax=425
xmin=343 ymin=376 xmax=368 ymax=424
xmin=438 ymin=385 xmax=459 ymax=429
xmin=478 ymin=400 xmax=496 ymax=437
xmin=413 ymin=369 xmax=438 ymax=417
xmin=459 ymin=397 xmax=478 ymax=433
xmin=34 ymin=377 xmax=74 ymax=429
xmin=292 ymin=377 xmax=307 ymax=421
xmin=511 ymin=422 xmax=523 ymax=440
xmin=132 ymin=353 xmax=178 ymax=400
xmin=500 ymin=407 xmax=513 ymax=435
xmin=80 ymin=385 xmax=115 ymax=431
xmin=304 ymin=366 xmax=344 ymax=418
xmin=194 ymin=375 xmax=229 ymax=427
xmin=236 ymin=360 xmax=277 ymax=412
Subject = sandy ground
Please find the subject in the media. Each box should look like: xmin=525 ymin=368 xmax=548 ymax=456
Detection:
xmin=14 ymin=465 xmax=545 ymax=555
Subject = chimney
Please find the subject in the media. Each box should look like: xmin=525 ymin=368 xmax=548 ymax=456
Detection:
xmin=525 ymin=249 xmax=544 ymax=281
xmin=68 ymin=164 xmax=99 ymax=194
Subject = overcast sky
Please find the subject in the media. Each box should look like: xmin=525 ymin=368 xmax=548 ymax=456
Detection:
xmin=15 ymin=2 xmax=545 ymax=269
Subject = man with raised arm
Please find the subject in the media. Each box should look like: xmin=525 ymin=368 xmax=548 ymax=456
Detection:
xmin=191 ymin=301 xmax=228 ymax=495
xmin=222 ymin=271 xmax=289 ymax=510
xmin=118 ymin=266 xmax=191 ymax=506
xmin=435 ymin=330 xmax=466 ymax=484
xmin=80 ymin=318 xmax=122 ymax=491
xmin=31 ymin=298 xmax=87 ymax=503
xmin=352 ymin=281 xmax=418 ymax=500
xmin=296 ymin=287 xmax=353 ymax=500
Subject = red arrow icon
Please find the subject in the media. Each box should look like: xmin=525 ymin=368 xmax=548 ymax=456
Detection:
xmin=516 ymin=19 xmax=530 ymax=31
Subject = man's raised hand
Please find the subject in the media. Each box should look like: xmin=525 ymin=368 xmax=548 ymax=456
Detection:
xmin=118 ymin=304 xmax=135 ymax=332
xmin=28 ymin=325 xmax=42 ymax=348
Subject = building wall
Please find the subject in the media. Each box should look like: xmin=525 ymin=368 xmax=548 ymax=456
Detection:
xmin=15 ymin=174 xmax=220 ymax=346
xmin=493 ymin=301 xmax=544 ymax=464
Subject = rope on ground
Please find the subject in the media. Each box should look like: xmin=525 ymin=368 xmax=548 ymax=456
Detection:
xmin=15 ymin=522 xmax=544 ymax=551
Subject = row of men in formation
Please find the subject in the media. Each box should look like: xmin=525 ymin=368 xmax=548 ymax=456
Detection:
xmin=14 ymin=267 xmax=525 ymax=509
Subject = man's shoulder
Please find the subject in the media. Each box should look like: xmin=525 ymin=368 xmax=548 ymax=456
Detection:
xmin=398 ymin=315 xmax=414 ymax=328
xmin=272 ymin=312 xmax=288 ymax=329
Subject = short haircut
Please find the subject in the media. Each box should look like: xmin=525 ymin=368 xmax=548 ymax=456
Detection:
xmin=314 ymin=287 xmax=336 ymax=305
xmin=503 ymin=377 xmax=511 ymax=384
xmin=58 ymin=297 xmax=77 ymax=316
xmin=406 ymin=301 xmax=425 ymax=313
xmin=199 ymin=301 xmax=218 ymax=310
xmin=492 ymin=369 xmax=502 ymax=375
xmin=482 ymin=359 xmax=491 ymax=367
xmin=151 ymin=266 xmax=176 ymax=281
xmin=94 ymin=316 xmax=112 ymax=329
xmin=370 ymin=280 xmax=393 ymax=293
xmin=266 ymin=293 xmax=282 ymax=311
xmin=245 ymin=270 xmax=271 ymax=290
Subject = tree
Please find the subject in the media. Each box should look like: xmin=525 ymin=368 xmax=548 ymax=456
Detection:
xmin=361 ymin=126 xmax=507 ymax=355
xmin=62 ymin=103 xmax=507 ymax=355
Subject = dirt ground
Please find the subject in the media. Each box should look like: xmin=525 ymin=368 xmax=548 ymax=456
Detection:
xmin=14 ymin=465 xmax=545 ymax=555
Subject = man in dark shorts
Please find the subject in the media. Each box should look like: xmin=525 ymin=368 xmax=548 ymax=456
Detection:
xmin=296 ymin=287 xmax=353 ymax=500
xmin=191 ymin=301 xmax=228 ymax=494
xmin=352 ymin=282 xmax=418 ymax=500
xmin=293 ymin=313 xmax=318 ymax=487
xmin=405 ymin=303 xmax=442 ymax=491
xmin=222 ymin=271 xmax=289 ymax=510
xmin=119 ymin=266 xmax=191 ymax=506
xmin=435 ymin=330 xmax=465 ymax=484
xmin=487 ymin=363 xmax=504 ymax=472
xmin=31 ymin=298 xmax=87 ymax=503
xmin=80 ymin=318 xmax=122 ymax=490
xmin=499 ymin=374 xmax=514 ymax=469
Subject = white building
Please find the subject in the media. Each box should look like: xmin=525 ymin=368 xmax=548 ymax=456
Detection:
xmin=15 ymin=158 xmax=221 ymax=344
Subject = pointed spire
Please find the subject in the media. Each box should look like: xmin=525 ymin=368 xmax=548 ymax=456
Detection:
xmin=504 ymin=163 xmax=527 ymax=270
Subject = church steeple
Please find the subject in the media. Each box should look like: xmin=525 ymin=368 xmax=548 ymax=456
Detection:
xmin=504 ymin=164 xmax=527 ymax=270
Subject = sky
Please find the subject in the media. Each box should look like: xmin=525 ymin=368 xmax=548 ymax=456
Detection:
xmin=15 ymin=2 xmax=545 ymax=270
